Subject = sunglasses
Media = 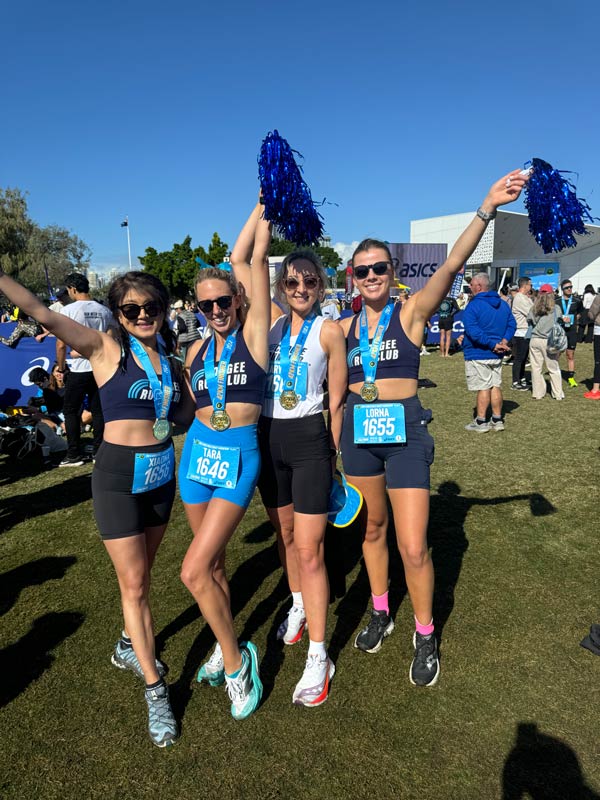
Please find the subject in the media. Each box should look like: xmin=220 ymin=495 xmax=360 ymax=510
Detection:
xmin=353 ymin=261 xmax=391 ymax=280
xmin=563 ymin=285 xmax=573 ymax=290
xmin=118 ymin=301 xmax=164 ymax=320
xmin=283 ymin=276 xmax=320 ymax=291
xmin=197 ymin=295 xmax=234 ymax=314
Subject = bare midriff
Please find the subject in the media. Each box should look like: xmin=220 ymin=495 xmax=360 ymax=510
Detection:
xmin=348 ymin=376 xmax=418 ymax=401
xmin=195 ymin=402 xmax=262 ymax=429
xmin=103 ymin=419 xmax=166 ymax=447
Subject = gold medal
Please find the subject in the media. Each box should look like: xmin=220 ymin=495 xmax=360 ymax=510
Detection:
xmin=359 ymin=382 xmax=378 ymax=403
xmin=279 ymin=390 xmax=299 ymax=410
xmin=152 ymin=419 xmax=172 ymax=441
xmin=210 ymin=410 xmax=231 ymax=431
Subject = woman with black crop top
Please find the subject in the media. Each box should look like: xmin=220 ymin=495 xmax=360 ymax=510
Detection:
xmin=0 ymin=268 xmax=190 ymax=749
xmin=178 ymin=202 xmax=272 ymax=721
xmin=339 ymin=169 xmax=530 ymax=686
xmin=230 ymin=203 xmax=347 ymax=708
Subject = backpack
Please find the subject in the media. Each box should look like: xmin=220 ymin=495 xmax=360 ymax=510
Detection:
xmin=547 ymin=310 xmax=568 ymax=354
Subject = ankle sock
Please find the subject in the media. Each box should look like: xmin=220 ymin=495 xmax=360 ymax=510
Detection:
xmin=415 ymin=616 xmax=435 ymax=636
xmin=145 ymin=678 xmax=164 ymax=691
xmin=492 ymin=414 xmax=502 ymax=422
xmin=120 ymin=631 xmax=132 ymax=648
xmin=476 ymin=417 xmax=487 ymax=425
xmin=308 ymin=640 xmax=327 ymax=659
xmin=372 ymin=591 xmax=389 ymax=615
xmin=291 ymin=591 xmax=304 ymax=610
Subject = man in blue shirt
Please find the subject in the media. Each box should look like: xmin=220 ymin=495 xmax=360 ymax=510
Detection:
xmin=462 ymin=273 xmax=516 ymax=432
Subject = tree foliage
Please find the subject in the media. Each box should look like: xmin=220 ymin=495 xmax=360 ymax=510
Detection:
xmin=268 ymin=236 xmax=342 ymax=270
xmin=0 ymin=188 xmax=91 ymax=296
xmin=139 ymin=234 xmax=227 ymax=299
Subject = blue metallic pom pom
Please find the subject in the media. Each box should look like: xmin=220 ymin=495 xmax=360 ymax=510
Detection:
xmin=525 ymin=158 xmax=596 ymax=254
xmin=258 ymin=130 xmax=324 ymax=245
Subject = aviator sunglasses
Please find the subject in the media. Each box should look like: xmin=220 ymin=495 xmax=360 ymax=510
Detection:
xmin=353 ymin=261 xmax=391 ymax=280
xmin=118 ymin=301 xmax=164 ymax=320
xmin=197 ymin=295 xmax=234 ymax=315
xmin=283 ymin=275 xmax=320 ymax=291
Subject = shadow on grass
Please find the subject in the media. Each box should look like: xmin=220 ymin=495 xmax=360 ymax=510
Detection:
xmin=0 ymin=611 xmax=85 ymax=707
xmin=0 ymin=474 xmax=92 ymax=533
xmin=430 ymin=482 xmax=556 ymax=640
xmin=0 ymin=556 xmax=77 ymax=616
xmin=502 ymin=722 xmax=599 ymax=799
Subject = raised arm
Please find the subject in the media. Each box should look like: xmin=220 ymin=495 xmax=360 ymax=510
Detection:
xmin=411 ymin=169 xmax=531 ymax=326
xmin=0 ymin=268 xmax=106 ymax=360
xmin=243 ymin=211 xmax=274 ymax=369
xmin=230 ymin=202 xmax=262 ymax=300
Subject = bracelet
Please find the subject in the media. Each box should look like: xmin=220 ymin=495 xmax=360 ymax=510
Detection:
xmin=476 ymin=206 xmax=497 ymax=222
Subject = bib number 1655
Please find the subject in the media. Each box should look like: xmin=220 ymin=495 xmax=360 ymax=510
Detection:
xmin=361 ymin=417 xmax=395 ymax=438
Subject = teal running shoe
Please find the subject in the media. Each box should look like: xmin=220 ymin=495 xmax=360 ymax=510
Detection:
xmin=111 ymin=640 xmax=167 ymax=681
xmin=197 ymin=643 xmax=225 ymax=686
xmin=144 ymin=682 xmax=178 ymax=748
xmin=225 ymin=641 xmax=263 ymax=720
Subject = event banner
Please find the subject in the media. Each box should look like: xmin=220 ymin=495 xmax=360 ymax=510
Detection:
xmin=0 ymin=324 xmax=63 ymax=408
xmin=518 ymin=262 xmax=560 ymax=291
xmin=387 ymin=243 xmax=448 ymax=294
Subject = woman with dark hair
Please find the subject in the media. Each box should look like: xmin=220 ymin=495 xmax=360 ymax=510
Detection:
xmin=0 ymin=267 xmax=188 ymax=748
xmin=339 ymin=169 xmax=529 ymax=687
xmin=578 ymin=284 xmax=597 ymax=344
xmin=230 ymin=202 xmax=347 ymax=707
xmin=178 ymin=205 xmax=271 ymax=721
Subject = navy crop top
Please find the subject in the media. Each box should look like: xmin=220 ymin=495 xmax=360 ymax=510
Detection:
xmin=346 ymin=304 xmax=420 ymax=384
xmin=99 ymin=354 xmax=183 ymax=423
xmin=189 ymin=330 xmax=266 ymax=411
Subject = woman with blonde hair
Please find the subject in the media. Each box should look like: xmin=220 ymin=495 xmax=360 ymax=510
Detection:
xmin=527 ymin=284 xmax=564 ymax=400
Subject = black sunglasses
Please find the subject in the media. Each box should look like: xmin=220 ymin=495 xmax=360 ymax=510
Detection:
xmin=283 ymin=275 xmax=320 ymax=291
xmin=353 ymin=261 xmax=391 ymax=280
xmin=118 ymin=301 xmax=164 ymax=320
xmin=198 ymin=295 xmax=234 ymax=315
xmin=563 ymin=285 xmax=573 ymax=290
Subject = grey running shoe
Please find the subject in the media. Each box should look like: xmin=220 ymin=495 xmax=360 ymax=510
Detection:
xmin=111 ymin=640 xmax=167 ymax=680
xmin=464 ymin=420 xmax=491 ymax=432
xmin=276 ymin=605 xmax=307 ymax=645
xmin=197 ymin=643 xmax=225 ymax=686
xmin=410 ymin=632 xmax=440 ymax=687
xmin=292 ymin=654 xmax=335 ymax=707
xmin=144 ymin=682 xmax=178 ymax=748
xmin=511 ymin=381 xmax=528 ymax=391
xmin=354 ymin=610 xmax=395 ymax=654
xmin=489 ymin=419 xmax=505 ymax=431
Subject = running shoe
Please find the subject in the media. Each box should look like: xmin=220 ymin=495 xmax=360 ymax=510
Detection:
xmin=489 ymin=418 xmax=505 ymax=432
xmin=511 ymin=381 xmax=528 ymax=391
xmin=225 ymin=641 xmax=263 ymax=720
xmin=568 ymin=377 xmax=578 ymax=388
xmin=197 ymin=643 xmax=225 ymax=686
xmin=410 ymin=631 xmax=440 ymax=687
xmin=276 ymin=605 xmax=307 ymax=645
xmin=59 ymin=455 xmax=85 ymax=467
xmin=144 ymin=682 xmax=178 ymax=748
xmin=584 ymin=390 xmax=600 ymax=400
xmin=111 ymin=640 xmax=167 ymax=680
xmin=354 ymin=609 xmax=395 ymax=654
xmin=464 ymin=420 xmax=491 ymax=433
xmin=292 ymin=654 xmax=336 ymax=707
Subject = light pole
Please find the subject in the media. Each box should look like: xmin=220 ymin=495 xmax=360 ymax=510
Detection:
xmin=121 ymin=217 xmax=132 ymax=270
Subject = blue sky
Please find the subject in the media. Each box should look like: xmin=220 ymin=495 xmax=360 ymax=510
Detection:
xmin=3 ymin=0 xmax=600 ymax=272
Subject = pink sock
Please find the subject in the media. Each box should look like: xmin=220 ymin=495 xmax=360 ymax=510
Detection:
xmin=415 ymin=616 xmax=434 ymax=636
xmin=372 ymin=592 xmax=389 ymax=614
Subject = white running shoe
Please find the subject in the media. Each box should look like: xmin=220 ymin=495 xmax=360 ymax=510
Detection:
xmin=197 ymin=643 xmax=225 ymax=686
xmin=292 ymin=654 xmax=335 ymax=707
xmin=276 ymin=605 xmax=307 ymax=645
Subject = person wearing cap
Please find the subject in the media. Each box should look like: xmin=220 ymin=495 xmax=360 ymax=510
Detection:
xmin=555 ymin=278 xmax=582 ymax=388
xmin=510 ymin=277 xmax=533 ymax=391
xmin=229 ymin=199 xmax=347 ymax=708
xmin=49 ymin=287 xmax=70 ymax=313
xmin=526 ymin=284 xmax=565 ymax=400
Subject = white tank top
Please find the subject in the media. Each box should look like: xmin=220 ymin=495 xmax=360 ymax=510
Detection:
xmin=263 ymin=314 xmax=327 ymax=419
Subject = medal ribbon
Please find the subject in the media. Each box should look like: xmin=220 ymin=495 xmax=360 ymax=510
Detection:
xmin=205 ymin=327 xmax=239 ymax=414
xmin=129 ymin=336 xmax=173 ymax=423
xmin=278 ymin=313 xmax=316 ymax=394
xmin=359 ymin=302 xmax=394 ymax=385
xmin=561 ymin=296 xmax=573 ymax=317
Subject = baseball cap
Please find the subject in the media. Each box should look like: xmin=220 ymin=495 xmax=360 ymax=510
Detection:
xmin=539 ymin=284 xmax=555 ymax=294
xmin=173 ymin=300 xmax=184 ymax=309
xmin=328 ymin=471 xmax=363 ymax=528
xmin=56 ymin=287 xmax=69 ymax=299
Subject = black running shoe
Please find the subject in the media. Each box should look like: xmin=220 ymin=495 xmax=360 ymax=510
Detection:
xmin=354 ymin=610 xmax=394 ymax=654
xmin=410 ymin=632 xmax=440 ymax=687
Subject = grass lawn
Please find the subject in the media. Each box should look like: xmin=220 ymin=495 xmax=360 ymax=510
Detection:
xmin=1 ymin=345 xmax=599 ymax=800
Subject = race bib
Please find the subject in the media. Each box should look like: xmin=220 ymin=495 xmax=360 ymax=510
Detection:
xmin=353 ymin=403 xmax=406 ymax=445
xmin=132 ymin=446 xmax=175 ymax=494
xmin=266 ymin=362 xmax=309 ymax=400
xmin=187 ymin=439 xmax=240 ymax=488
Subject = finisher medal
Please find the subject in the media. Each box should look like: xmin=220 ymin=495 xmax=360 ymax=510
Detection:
xmin=210 ymin=410 xmax=231 ymax=431
xmin=279 ymin=390 xmax=299 ymax=410
xmin=152 ymin=419 xmax=172 ymax=441
xmin=359 ymin=382 xmax=379 ymax=403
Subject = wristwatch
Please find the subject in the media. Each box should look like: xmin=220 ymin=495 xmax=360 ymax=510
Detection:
xmin=476 ymin=206 xmax=497 ymax=222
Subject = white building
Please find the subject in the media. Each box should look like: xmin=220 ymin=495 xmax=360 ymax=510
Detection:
xmin=410 ymin=210 xmax=600 ymax=292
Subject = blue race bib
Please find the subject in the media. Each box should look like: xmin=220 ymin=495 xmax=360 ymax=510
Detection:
xmin=266 ymin=362 xmax=309 ymax=400
xmin=353 ymin=403 xmax=406 ymax=445
xmin=187 ymin=439 xmax=240 ymax=488
xmin=132 ymin=446 xmax=175 ymax=494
